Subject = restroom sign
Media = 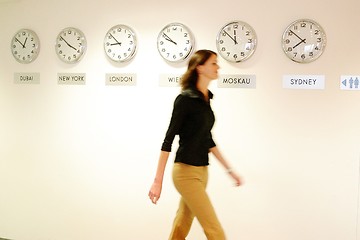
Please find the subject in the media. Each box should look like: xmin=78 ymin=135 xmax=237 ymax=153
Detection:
xmin=340 ymin=76 xmax=360 ymax=90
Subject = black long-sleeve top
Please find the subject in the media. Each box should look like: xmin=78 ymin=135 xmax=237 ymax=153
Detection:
xmin=161 ymin=88 xmax=216 ymax=166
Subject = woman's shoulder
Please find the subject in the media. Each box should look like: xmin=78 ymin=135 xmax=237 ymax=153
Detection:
xmin=180 ymin=88 xmax=202 ymax=98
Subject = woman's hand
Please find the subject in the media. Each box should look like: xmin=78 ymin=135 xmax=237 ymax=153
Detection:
xmin=229 ymin=171 xmax=243 ymax=187
xmin=148 ymin=181 xmax=162 ymax=204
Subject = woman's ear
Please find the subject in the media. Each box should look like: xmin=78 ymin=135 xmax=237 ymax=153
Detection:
xmin=196 ymin=65 xmax=203 ymax=75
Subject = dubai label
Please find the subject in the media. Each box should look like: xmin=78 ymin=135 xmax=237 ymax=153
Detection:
xmin=14 ymin=72 xmax=40 ymax=84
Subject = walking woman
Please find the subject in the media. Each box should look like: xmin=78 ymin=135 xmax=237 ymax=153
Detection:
xmin=148 ymin=49 xmax=242 ymax=240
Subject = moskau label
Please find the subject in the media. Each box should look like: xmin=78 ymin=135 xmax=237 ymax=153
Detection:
xmin=223 ymin=77 xmax=251 ymax=84
xmin=218 ymin=74 xmax=256 ymax=88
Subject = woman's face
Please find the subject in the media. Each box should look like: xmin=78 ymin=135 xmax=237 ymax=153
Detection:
xmin=198 ymin=54 xmax=220 ymax=80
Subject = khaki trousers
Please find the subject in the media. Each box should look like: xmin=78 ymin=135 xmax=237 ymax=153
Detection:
xmin=169 ymin=163 xmax=226 ymax=240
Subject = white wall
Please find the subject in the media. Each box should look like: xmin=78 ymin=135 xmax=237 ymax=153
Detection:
xmin=1 ymin=0 xmax=359 ymax=239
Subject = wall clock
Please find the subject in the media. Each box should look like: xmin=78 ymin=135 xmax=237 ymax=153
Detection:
xmin=157 ymin=22 xmax=195 ymax=63
xmin=11 ymin=28 xmax=40 ymax=64
xmin=104 ymin=24 xmax=137 ymax=62
xmin=282 ymin=19 xmax=326 ymax=63
xmin=55 ymin=27 xmax=87 ymax=63
xmin=216 ymin=20 xmax=257 ymax=63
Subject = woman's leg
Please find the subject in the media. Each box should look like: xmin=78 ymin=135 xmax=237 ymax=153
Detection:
xmin=168 ymin=197 xmax=194 ymax=240
xmin=170 ymin=163 xmax=226 ymax=240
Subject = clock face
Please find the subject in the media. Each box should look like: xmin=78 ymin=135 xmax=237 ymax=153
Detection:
xmin=11 ymin=29 xmax=40 ymax=64
xmin=55 ymin=27 xmax=87 ymax=64
xmin=157 ymin=22 xmax=195 ymax=62
xmin=104 ymin=24 xmax=137 ymax=62
xmin=282 ymin=19 xmax=326 ymax=63
xmin=216 ymin=21 xmax=257 ymax=62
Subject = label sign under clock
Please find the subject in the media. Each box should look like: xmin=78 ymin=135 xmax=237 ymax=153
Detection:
xmin=159 ymin=74 xmax=181 ymax=87
xmin=218 ymin=74 xmax=256 ymax=88
xmin=106 ymin=73 xmax=137 ymax=86
xmin=283 ymin=75 xmax=325 ymax=89
xmin=14 ymin=72 xmax=40 ymax=84
xmin=58 ymin=73 xmax=86 ymax=85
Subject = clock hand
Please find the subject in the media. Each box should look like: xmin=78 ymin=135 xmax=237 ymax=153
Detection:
xmin=60 ymin=36 xmax=77 ymax=51
xmin=289 ymin=30 xmax=305 ymax=42
xmin=223 ymin=30 xmax=238 ymax=44
xmin=233 ymin=29 xmax=238 ymax=45
xmin=15 ymin=38 xmax=26 ymax=48
xmin=162 ymin=32 xmax=177 ymax=45
xmin=23 ymin=37 xmax=28 ymax=48
xmin=109 ymin=33 xmax=122 ymax=46
xmin=293 ymin=38 xmax=306 ymax=49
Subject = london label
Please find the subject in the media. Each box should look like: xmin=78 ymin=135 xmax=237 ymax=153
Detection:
xmin=106 ymin=73 xmax=136 ymax=86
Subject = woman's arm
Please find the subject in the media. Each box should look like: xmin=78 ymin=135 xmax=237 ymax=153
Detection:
xmin=148 ymin=151 xmax=170 ymax=204
xmin=210 ymin=146 xmax=242 ymax=186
